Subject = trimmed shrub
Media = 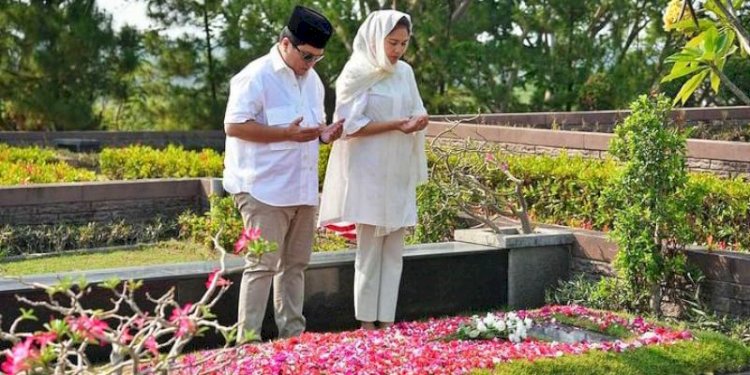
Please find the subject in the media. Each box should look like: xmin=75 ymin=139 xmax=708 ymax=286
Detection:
xmin=0 ymin=144 xmax=57 ymax=163
xmin=0 ymin=145 xmax=96 ymax=185
xmin=0 ymin=160 xmax=97 ymax=185
xmin=100 ymin=144 xmax=223 ymax=179
xmin=178 ymin=195 xmax=244 ymax=252
xmin=407 ymin=181 xmax=459 ymax=244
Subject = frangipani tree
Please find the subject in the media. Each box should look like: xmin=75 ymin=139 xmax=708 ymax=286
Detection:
xmin=0 ymin=229 xmax=275 ymax=375
xmin=428 ymin=121 xmax=533 ymax=235
xmin=661 ymin=0 xmax=750 ymax=105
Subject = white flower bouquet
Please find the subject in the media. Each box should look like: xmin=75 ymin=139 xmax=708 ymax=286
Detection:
xmin=456 ymin=312 xmax=533 ymax=343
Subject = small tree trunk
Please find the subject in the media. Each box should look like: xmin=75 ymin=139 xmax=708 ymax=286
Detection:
xmin=650 ymin=283 xmax=662 ymax=316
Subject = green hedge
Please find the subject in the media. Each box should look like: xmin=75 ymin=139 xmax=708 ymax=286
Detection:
xmin=0 ymin=217 xmax=179 ymax=257
xmin=685 ymin=173 xmax=750 ymax=249
xmin=319 ymin=143 xmax=331 ymax=191
xmin=427 ymin=150 xmax=750 ymax=251
xmin=0 ymin=145 xmax=96 ymax=185
xmin=516 ymin=153 xmax=749 ymax=250
xmin=2 ymin=143 xmax=749 ymax=251
xmin=0 ymin=160 xmax=97 ymax=185
xmin=0 ymin=144 xmax=57 ymax=163
xmin=100 ymin=144 xmax=223 ymax=179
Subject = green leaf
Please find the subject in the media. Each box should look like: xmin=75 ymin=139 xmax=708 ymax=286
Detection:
xmin=717 ymin=30 xmax=736 ymax=57
xmin=662 ymin=63 xmax=703 ymax=83
xmin=239 ymin=329 xmax=259 ymax=344
xmin=19 ymin=307 xmax=37 ymax=321
xmin=666 ymin=52 xmax=697 ymax=64
xmin=702 ymin=27 xmax=718 ymax=61
xmin=200 ymin=305 xmax=216 ymax=319
xmin=674 ymin=69 xmax=709 ymax=105
xmin=76 ymin=276 xmax=89 ymax=290
xmin=686 ymin=35 xmax=704 ymax=49
xmin=672 ymin=18 xmax=714 ymax=34
xmin=45 ymin=319 xmax=69 ymax=335
xmin=220 ymin=328 xmax=237 ymax=344
xmin=736 ymin=32 xmax=750 ymax=56
xmin=715 ymin=32 xmax=728 ymax=55
xmin=100 ymin=277 xmax=122 ymax=290
xmin=710 ymin=70 xmax=721 ymax=93
xmin=705 ymin=0 xmax=726 ymax=20
xmin=127 ymin=279 xmax=143 ymax=291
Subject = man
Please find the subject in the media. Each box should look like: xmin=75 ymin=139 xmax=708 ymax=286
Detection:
xmin=223 ymin=5 xmax=343 ymax=340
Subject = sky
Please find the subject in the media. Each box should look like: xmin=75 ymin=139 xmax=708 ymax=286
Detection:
xmin=97 ymin=0 xmax=152 ymax=31
xmin=97 ymin=0 xmax=202 ymax=38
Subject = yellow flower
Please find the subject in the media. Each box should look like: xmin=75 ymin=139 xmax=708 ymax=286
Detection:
xmin=663 ymin=0 xmax=684 ymax=31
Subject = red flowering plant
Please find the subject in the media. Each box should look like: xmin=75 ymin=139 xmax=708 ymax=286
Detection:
xmin=429 ymin=120 xmax=533 ymax=234
xmin=0 ymin=229 xmax=275 ymax=375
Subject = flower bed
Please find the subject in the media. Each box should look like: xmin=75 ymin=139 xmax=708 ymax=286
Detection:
xmin=171 ymin=305 xmax=692 ymax=374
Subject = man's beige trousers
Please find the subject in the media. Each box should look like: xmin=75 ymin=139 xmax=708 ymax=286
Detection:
xmin=233 ymin=193 xmax=315 ymax=339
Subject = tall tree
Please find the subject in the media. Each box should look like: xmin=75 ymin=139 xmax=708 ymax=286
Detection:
xmin=145 ymin=0 xmax=225 ymax=127
xmin=0 ymin=0 xmax=120 ymax=130
xmin=510 ymin=0 xmax=673 ymax=111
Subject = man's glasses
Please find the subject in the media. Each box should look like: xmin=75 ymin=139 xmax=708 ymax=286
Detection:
xmin=293 ymin=44 xmax=325 ymax=63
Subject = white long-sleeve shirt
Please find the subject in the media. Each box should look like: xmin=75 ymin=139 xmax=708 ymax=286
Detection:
xmin=223 ymin=45 xmax=325 ymax=207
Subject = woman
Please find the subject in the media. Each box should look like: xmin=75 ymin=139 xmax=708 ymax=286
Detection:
xmin=319 ymin=10 xmax=429 ymax=330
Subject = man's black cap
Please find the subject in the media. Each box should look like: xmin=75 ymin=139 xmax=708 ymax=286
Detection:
xmin=287 ymin=5 xmax=333 ymax=49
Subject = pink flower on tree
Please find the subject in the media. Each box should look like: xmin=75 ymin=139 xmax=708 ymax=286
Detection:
xmin=169 ymin=303 xmax=196 ymax=339
xmin=134 ymin=313 xmax=149 ymax=329
xmin=205 ymin=269 xmax=232 ymax=289
xmin=32 ymin=332 xmax=57 ymax=347
xmin=67 ymin=315 xmax=109 ymax=343
xmin=234 ymin=227 xmax=262 ymax=254
xmin=144 ymin=336 xmax=159 ymax=356
xmin=119 ymin=328 xmax=134 ymax=344
xmin=1 ymin=337 xmax=39 ymax=375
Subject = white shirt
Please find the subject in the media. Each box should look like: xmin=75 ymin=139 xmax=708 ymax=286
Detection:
xmin=319 ymin=61 xmax=427 ymax=233
xmin=223 ymin=45 xmax=325 ymax=207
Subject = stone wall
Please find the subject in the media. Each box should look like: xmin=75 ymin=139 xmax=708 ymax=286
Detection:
xmin=426 ymin=122 xmax=750 ymax=177
xmin=0 ymin=130 xmax=226 ymax=151
xmin=0 ymin=179 xmax=223 ymax=225
xmin=432 ymin=106 xmax=750 ymax=133
xmin=561 ymin=225 xmax=750 ymax=317
xmin=0 ymin=241 xmax=506 ymax=356
xmin=486 ymin=214 xmax=750 ymax=317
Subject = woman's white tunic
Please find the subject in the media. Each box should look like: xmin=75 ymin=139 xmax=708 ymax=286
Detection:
xmin=318 ymin=61 xmax=427 ymax=235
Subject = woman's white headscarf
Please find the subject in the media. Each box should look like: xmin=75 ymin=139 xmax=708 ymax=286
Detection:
xmin=335 ymin=10 xmax=411 ymax=107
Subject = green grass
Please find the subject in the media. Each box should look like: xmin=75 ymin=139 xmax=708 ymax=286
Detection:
xmin=478 ymin=331 xmax=750 ymax=375
xmin=0 ymin=233 xmax=352 ymax=276
xmin=0 ymin=240 xmax=215 ymax=276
